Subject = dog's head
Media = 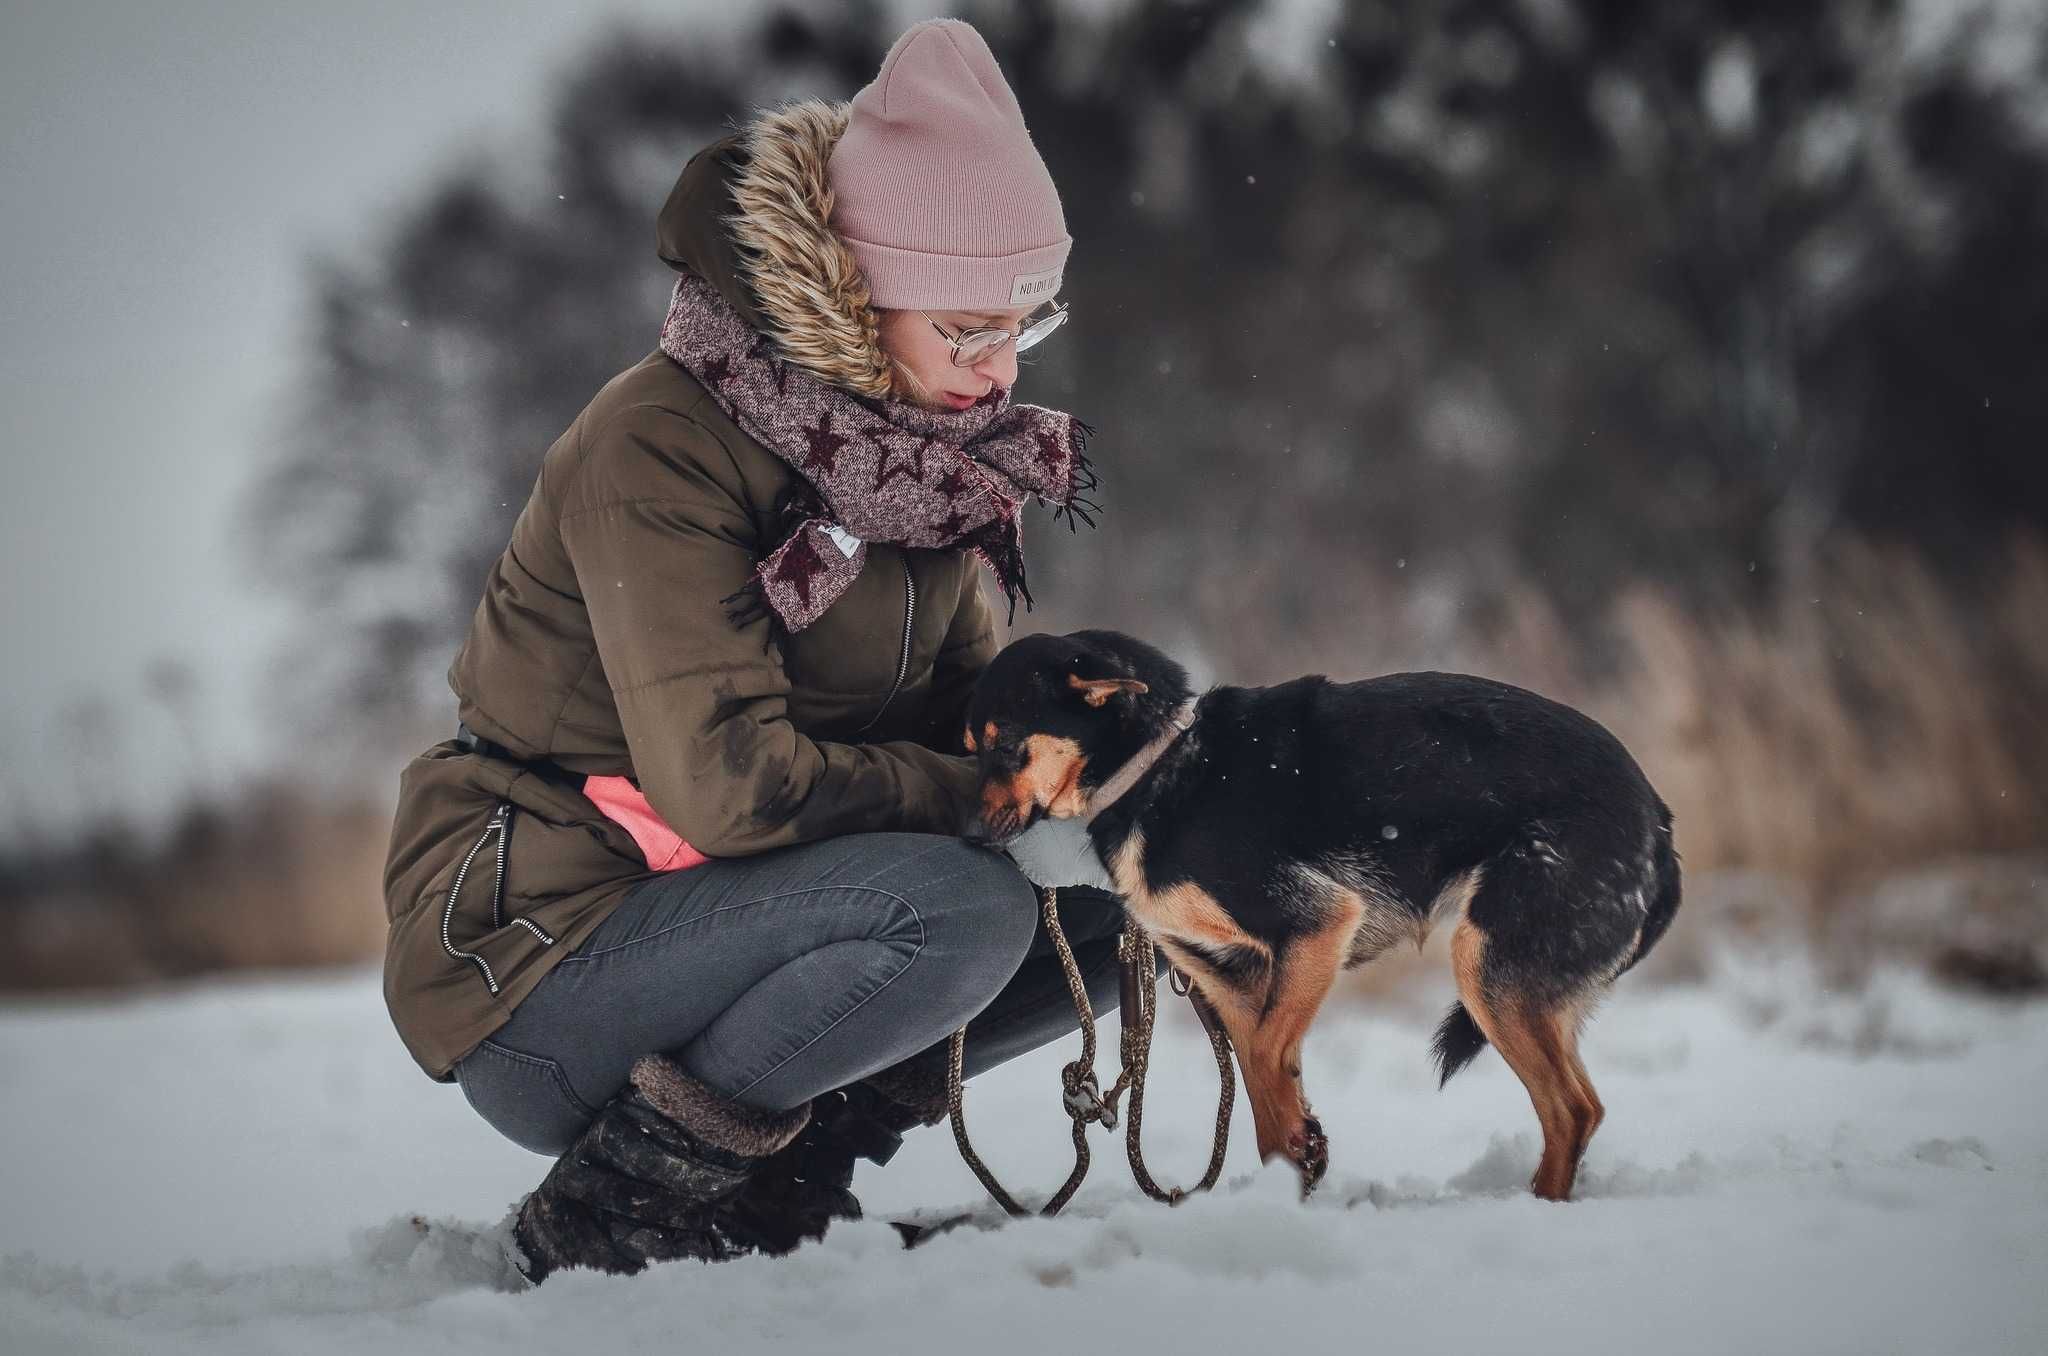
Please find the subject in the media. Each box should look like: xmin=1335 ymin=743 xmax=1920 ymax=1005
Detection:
xmin=961 ymin=630 xmax=1192 ymax=843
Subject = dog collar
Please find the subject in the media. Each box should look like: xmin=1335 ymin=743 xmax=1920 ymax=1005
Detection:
xmin=1084 ymin=697 xmax=1200 ymax=823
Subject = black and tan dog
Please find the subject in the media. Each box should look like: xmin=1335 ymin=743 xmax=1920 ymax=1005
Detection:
xmin=962 ymin=630 xmax=1681 ymax=1200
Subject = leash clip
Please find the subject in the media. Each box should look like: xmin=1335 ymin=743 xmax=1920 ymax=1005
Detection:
xmin=1062 ymin=1066 xmax=1116 ymax=1130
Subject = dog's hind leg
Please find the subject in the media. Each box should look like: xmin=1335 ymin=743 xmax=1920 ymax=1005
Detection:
xmin=1450 ymin=919 xmax=1603 ymax=1201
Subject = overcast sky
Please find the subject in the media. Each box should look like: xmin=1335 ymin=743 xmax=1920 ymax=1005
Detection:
xmin=0 ymin=0 xmax=758 ymax=844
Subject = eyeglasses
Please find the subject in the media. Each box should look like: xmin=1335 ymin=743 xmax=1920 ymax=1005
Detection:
xmin=922 ymin=301 xmax=1069 ymax=367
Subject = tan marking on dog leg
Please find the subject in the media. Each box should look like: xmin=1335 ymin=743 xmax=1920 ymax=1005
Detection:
xmin=1558 ymin=1005 xmax=1605 ymax=1175
xmin=1142 ymin=881 xmax=1281 ymax=1037
xmin=1114 ymin=841 xmax=1323 ymax=1167
xmin=1146 ymin=881 xmax=1265 ymax=951
xmin=1108 ymin=836 xmax=1267 ymax=955
xmin=1450 ymin=920 xmax=1600 ymax=1201
xmin=1156 ymin=937 xmax=1265 ymax=1021
xmin=1521 ymin=1006 xmax=1602 ymax=1200
xmin=1235 ymin=895 xmax=1362 ymax=1177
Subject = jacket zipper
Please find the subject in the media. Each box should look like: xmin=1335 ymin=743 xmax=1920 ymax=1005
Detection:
xmin=440 ymin=800 xmax=556 ymax=995
xmin=855 ymin=561 xmax=916 ymax=734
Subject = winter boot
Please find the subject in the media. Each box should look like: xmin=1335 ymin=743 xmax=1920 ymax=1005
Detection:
xmin=507 ymin=1053 xmax=810 ymax=1285
xmin=717 ymin=1043 xmax=952 ymax=1256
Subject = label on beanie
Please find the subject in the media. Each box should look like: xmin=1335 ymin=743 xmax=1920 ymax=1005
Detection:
xmin=1009 ymin=265 xmax=1063 ymax=305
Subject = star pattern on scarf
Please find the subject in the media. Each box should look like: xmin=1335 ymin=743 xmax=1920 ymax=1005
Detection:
xmin=934 ymin=463 xmax=973 ymax=502
xmin=1033 ymin=427 xmax=1071 ymax=480
xmin=657 ymin=273 xmax=1097 ymax=636
xmin=854 ymin=423 xmax=894 ymax=461
xmin=746 ymin=335 xmax=791 ymax=395
xmin=770 ymin=530 xmax=826 ymax=609
xmin=802 ymin=412 xmax=848 ymax=476
xmin=872 ymin=432 xmax=931 ymax=492
xmin=700 ymin=352 xmax=737 ymax=392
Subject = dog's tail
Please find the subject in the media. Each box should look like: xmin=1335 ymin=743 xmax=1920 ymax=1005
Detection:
xmin=1431 ymin=1003 xmax=1489 ymax=1087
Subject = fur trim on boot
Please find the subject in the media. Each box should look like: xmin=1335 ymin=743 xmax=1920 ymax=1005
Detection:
xmin=625 ymin=1054 xmax=812 ymax=1158
xmin=510 ymin=1055 xmax=809 ymax=1285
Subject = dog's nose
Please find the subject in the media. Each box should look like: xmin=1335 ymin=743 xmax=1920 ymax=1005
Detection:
xmin=961 ymin=812 xmax=994 ymax=844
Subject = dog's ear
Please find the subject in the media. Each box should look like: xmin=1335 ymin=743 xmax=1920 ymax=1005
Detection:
xmin=1067 ymin=671 xmax=1149 ymax=708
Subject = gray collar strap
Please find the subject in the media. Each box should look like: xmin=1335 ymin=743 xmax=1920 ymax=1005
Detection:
xmin=1084 ymin=698 xmax=1200 ymax=823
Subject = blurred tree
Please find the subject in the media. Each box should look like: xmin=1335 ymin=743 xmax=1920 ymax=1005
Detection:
xmin=243 ymin=0 xmax=2048 ymax=762
xmin=242 ymin=4 xmax=890 ymax=758
xmin=144 ymin=656 xmax=210 ymax=801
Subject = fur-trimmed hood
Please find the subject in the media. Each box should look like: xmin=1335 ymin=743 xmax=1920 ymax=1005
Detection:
xmin=656 ymin=101 xmax=898 ymax=399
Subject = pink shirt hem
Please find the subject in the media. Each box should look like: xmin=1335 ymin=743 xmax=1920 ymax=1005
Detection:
xmin=582 ymin=775 xmax=711 ymax=872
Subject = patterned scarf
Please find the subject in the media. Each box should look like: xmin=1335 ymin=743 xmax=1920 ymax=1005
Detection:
xmin=657 ymin=272 xmax=1099 ymax=633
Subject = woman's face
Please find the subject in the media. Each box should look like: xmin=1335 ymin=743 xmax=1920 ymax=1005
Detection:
xmin=876 ymin=304 xmax=1035 ymax=411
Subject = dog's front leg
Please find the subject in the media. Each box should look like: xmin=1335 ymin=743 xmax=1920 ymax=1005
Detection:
xmin=1199 ymin=904 xmax=1358 ymax=1195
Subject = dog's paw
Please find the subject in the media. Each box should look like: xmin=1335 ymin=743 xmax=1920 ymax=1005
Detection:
xmin=1290 ymin=1115 xmax=1330 ymax=1195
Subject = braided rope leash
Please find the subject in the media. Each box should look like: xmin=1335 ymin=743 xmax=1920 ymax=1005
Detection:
xmin=944 ymin=885 xmax=1235 ymax=1218
xmin=1102 ymin=924 xmax=1236 ymax=1204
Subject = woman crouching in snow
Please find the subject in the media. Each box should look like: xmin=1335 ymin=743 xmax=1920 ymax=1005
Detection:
xmin=380 ymin=18 xmax=1106 ymax=1283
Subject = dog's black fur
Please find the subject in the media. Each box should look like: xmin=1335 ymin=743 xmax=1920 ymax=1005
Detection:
xmin=963 ymin=629 xmax=1681 ymax=1199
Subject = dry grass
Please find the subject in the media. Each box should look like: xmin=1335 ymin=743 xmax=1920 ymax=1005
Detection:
xmin=1568 ymin=535 xmax=2046 ymax=897
xmin=0 ymin=780 xmax=390 ymax=991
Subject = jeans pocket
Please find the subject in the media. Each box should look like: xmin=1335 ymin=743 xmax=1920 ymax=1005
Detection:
xmin=455 ymin=1039 xmax=597 ymax=1157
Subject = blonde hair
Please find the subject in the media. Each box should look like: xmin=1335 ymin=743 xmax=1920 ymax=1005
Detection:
xmin=886 ymin=355 xmax=932 ymax=405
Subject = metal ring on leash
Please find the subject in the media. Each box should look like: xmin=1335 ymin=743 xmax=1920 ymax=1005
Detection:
xmin=944 ymin=886 xmax=1235 ymax=1218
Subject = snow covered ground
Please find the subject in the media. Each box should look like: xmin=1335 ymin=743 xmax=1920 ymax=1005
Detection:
xmin=1 ymin=950 xmax=2043 ymax=1355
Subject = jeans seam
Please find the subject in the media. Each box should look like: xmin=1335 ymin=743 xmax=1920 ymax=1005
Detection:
xmin=563 ymin=837 xmax=966 ymax=962
xmin=562 ymin=883 xmax=923 ymax=963
xmin=469 ymin=1037 xmax=600 ymax=1120
xmin=728 ymin=893 xmax=928 ymax=1100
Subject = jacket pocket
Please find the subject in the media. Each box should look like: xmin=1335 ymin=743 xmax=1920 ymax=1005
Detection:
xmin=438 ymin=802 xmax=564 ymax=996
xmin=455 ymin=1039 xmax=596 ymax=1156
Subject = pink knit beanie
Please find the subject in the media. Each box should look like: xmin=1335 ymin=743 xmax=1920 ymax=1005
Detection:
xmin=827 ymin=19 xmax=1070 ymax=311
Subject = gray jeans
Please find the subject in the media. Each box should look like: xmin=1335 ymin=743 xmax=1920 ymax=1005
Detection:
xmin=454 ymin=831 xmax=1130 ymax=1156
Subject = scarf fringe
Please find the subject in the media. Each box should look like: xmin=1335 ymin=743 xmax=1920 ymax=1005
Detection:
xmin=1052 ymin=420 xmax=1101 ymax=533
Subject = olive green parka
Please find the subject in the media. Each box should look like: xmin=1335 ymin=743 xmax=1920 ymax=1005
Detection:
xmin=382 ymin=102 xmax=999 ymax=1080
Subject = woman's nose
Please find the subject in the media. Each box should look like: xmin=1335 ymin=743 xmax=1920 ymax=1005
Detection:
xmin=971 ymin=342 xmax=1018 ymax=391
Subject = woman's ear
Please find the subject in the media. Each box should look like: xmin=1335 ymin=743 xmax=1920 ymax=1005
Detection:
xmin=1066 ymin=671 xmax=1149 ymax=708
